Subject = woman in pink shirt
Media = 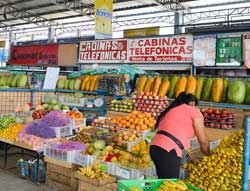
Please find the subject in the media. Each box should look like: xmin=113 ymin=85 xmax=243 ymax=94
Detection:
xmin=150 ymin=92 xmax=210 ymax=179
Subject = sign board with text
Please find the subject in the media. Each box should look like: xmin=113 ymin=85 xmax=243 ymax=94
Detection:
xmin=216 ymin=34 xmax=242 ymax=66
xmin=95 ymin=0 xmax=113 ymax=39
xmin=127 ymin=35 xmax=193 ymax=63
xmin=9 ymin=44 xmax=58 ymax=66
xmin=243 ymin=33 xmax=250 ymax=69
xmin=79 ymin=39 xmax=128 ymax=63
xmin=79 ymin=35 xmax=193 ymax=63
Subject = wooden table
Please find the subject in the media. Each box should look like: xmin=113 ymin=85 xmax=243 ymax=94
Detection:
xmin=0 ymin=137 xmax=44 ymax=182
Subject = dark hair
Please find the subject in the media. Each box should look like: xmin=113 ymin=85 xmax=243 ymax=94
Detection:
xmin=155 ymin=92 xmax=198 ymax=128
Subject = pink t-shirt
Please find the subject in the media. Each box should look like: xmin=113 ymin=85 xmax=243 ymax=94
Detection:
xmin=151 ymin=104 xmax=203 ymax=157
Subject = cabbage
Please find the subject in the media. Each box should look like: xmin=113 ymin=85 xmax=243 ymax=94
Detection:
xmin=94 ymin=140 xmax=106 ymax=150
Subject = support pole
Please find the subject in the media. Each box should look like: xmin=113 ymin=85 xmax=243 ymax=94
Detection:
xmin=242 ymin=117 xmax=250 ymax=191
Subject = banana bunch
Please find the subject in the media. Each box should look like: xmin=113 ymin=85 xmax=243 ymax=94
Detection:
xmin=157 ymin=180 xmax=192 ymax=191
xmin=77 ymin=161 xmax=109 ymax=180
xmin=129 ymin=186 xmax=143 ymax=191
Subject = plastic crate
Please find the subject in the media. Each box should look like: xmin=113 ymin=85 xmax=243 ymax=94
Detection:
xmin=58 ymin=96 xmax=86 ymax=107
xmin=44 ymin=143 xmax=82 ymax=163
xmin=118 ymin=179 xmax=202 ymax=191
xmin=74 ymin=153 xmax=97 ymax=167
xmin=116 ymin=165 xmax=142 ymax=180
xmin=51 ymin=125 xmax=73 ymax=138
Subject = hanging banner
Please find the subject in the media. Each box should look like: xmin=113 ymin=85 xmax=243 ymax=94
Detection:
xmin=79 ymin=39 xmax=128 ymax=63
xmin=95 ymin=0 xmax=113 ymax=39
xmin=124 ymin=27 xmax=160 ymax=38
xmin=193 ymin=35 xmax=216 ymax=66
xmin=127 ymin=35 xmax=193 ymax=63
xmin=243 ymin=33 xmax=250 ymax=69
xmin=9 ymin=44 xmax=58 ymax=66
xmin=216 ymin=34 xmax=242 ymax=66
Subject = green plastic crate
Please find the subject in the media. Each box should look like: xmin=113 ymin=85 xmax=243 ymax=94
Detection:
xmin=118 ymin=179 xmax=202 ymax=191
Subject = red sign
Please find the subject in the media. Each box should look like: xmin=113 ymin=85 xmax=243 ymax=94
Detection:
xmin=79 ymin=39 xmax=128 ymax=63
xmin=128 ymin=35 xmax=193 ymax=63
xmin=10 ymin=44 xmax=58 ymax=65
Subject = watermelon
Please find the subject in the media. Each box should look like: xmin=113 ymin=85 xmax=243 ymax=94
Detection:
xmin=227 ymin=80 xmax=246 ymax=104
xmin=245 ymin=83 xmax=250 ymax=104
xmin=64 ymin=80 xmax=69 ymax=89
xmin=221 ymin=79 xmax=229 ymax=102
xmin=69 ymin=80 xmax=75 ymax=90
xmin=10 ymin=75 xmax=19 ymax=87
xmin=56 ymin=79 xmax=65 ymax=89
xmin=16 ymin=75 xmax=28 ymax=88
xmin=74 ymin=79 xmax=82 ymax=90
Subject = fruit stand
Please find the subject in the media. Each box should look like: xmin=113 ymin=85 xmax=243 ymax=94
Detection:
xmin=0 ymin=69 xmax=249 ymax=191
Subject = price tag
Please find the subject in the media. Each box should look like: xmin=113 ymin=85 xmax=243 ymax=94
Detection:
xmin=117 ymin=167 xmax=130 ymax=179
xmin=100 ymin=164 xmax=107 ymax=172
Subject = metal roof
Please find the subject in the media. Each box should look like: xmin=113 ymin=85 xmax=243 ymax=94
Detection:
xmin=0 ymin=0 xmax=250 ymax=37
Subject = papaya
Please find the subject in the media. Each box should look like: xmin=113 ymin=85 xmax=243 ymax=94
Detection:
xmin=64 ymin=80 xmax=69 ymax=89
xmin=90 ymin=75 xmax=97 ymax=91
xmin=186 ymin=75 xmax=197 ymax=96
xmin=136 ymin=76 xmax=148 ymax=94
xmin=221 ymin=79 xmax=229 ymax=102
xmin=74 ymin=79 xmax=82 ymax=90
xmin=85 ymin=78 xmax=91 ymax=91
xmin=201 ymin=78 xmax=213 ymax=101
xmin=94 ymin=76 xmax=99 ymax=91
xmin=144 ymin=77 xmax=154 ymax=93
xmin=211 ymin=78 xmax=224 ymax=103
xmin=158 ymin=79 xmax=170 ymax=96
xmin=16 ymin=75 xmax=28 ymax=88
xmin=162 ymin=76 xmax=169 ymax=83
xmin=195 ymin=77 xmax=204 ymax=100
xmin=245 ymin=83 xmax=250 ymax=104
xmin=81 ymin=75 xmax=90 ymax=91
xmin=168 ymin=75 xmax=179 ymax=98
xmin=152 ymin=76 xmax=162 ymax=95
xmin=175 ymin=76 xmax=187 ymax=98
xmin=69 ymin=80 xmax=75 ymax=90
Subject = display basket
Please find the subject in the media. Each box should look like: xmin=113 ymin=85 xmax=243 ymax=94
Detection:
xmin=74 ymin=153 xmax=97 ymax=167
xmin=44 ymin=143 xmax=83 ymax=163
xmin=118 ymin=179 xmax=202 ymax=191
xmin=58 ymin=96 xmax=86 ymax=107
xmin=51 ymin=124 xmax=73 ymax=138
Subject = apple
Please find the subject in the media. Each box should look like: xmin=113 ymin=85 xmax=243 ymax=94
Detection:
xmin=215 ymin=114 xmax=221 ymax=118
xmin=211 ymin=114 xmax=215 ymax=118
xmin=221 ymin=124 xmax=227 ymax=129
xmin=200 ymin=108 xmax=206 ymax=113
xmin=150 ymin=100 xmax=155 ymax=105
xmin=227 ymin=124 xmax=232 ymax=128
xmin=209 ymin=122 xmax=214 ymax=127
xmin=214 ymin=109 xmax=220 ymax=114
xmin=155 ymin=101 xmax=160 ymax=105
xmin=145 ymin=100 xmax=150 ymax=104
xmin=148 ymin=96 xmax=153 ymax=100
xmin=207 ymin=108 xmax=213 ymax=114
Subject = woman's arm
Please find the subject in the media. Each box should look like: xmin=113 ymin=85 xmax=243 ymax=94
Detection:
xmin=193 ymin=118 xmax=211 ymax=156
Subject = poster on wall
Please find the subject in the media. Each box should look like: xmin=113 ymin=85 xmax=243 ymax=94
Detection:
xmin=243 ymin=33 xmax=250 ymax=69
xmin=79 ymin=39 xmax=128 ymax=63
xmin=193 ymin=35 xmax=216 ymax=66
xmin=9 ymin=44 xmax=58 ymax=66
xmin=127 ymin=35 xmax=193 ymax=63
xmin=95 ymin=0 xmax=113 ymax=39
xmin=216 ymin=34 xmax=242 ymax=66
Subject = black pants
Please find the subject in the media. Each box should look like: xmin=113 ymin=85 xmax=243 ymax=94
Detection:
xmin=150 ymin=145 xmax=181 ymax=179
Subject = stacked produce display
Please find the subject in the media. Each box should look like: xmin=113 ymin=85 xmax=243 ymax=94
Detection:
xmin=0 ymin=74 xmax=28 ymax=88
xmin=185 ymin=130 xmax=244 ymax=191
xmin=200 ymin=108 xmax=236 ymax=129
xmin=136 ymin=74 xmax=250 ymax=105
xmin=109 ymin=99 xmax=134 ymax=113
